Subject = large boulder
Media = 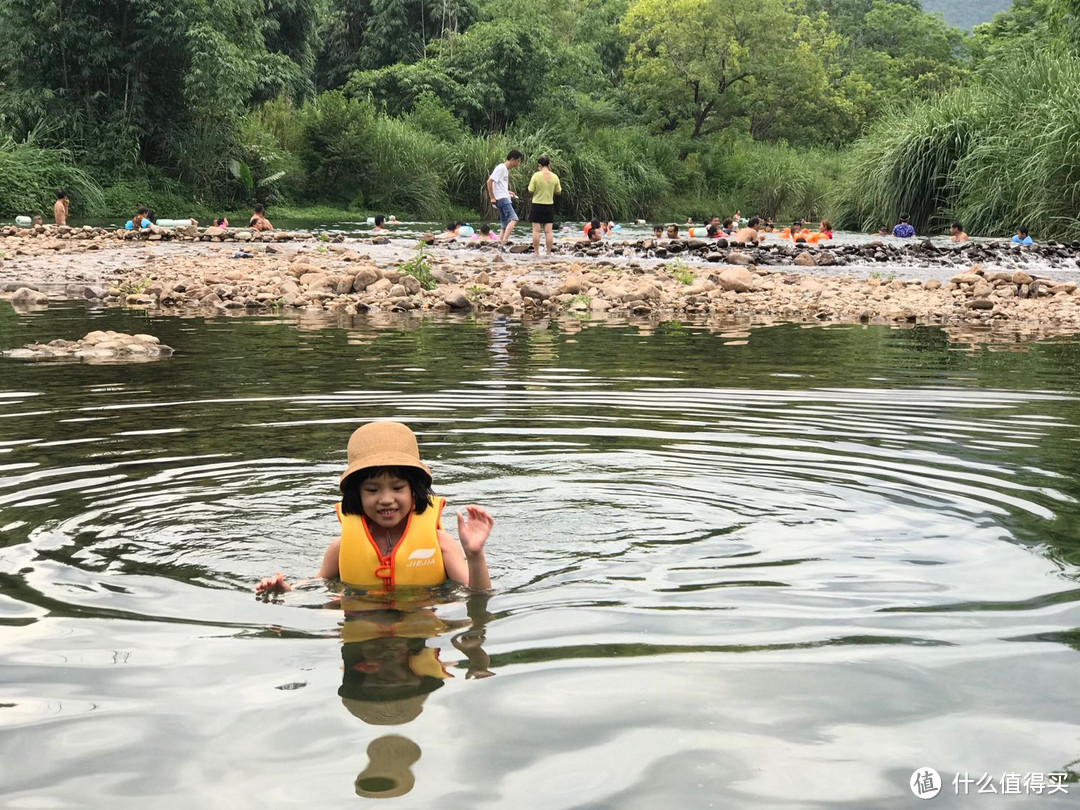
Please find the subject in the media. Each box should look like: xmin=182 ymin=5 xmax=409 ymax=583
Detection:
xmin=352 ymin=268 xmax=379 ymax=291
xmin=444 ymin=291 xmax=473 ymax=310
xmin=11 ymin=287 xmax=47 ymax=306
xmin=521 ymin=284 xmax=552 ymax=301
xmin=717 ymin=267 xmax=754 ymax=293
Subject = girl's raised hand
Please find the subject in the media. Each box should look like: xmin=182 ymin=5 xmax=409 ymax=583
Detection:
xmin=456 ymin=505 xmax=494 ymax=555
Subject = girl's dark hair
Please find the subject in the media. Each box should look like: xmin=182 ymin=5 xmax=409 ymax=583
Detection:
xmin=340 ymin=466 xmax=433 ymax=516
xmin=446 ymin=222 xmax=457 ymax=231
xmin=537 ymin=156 xmax=551 ymax=167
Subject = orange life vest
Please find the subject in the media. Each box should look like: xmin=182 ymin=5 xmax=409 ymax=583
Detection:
xmin=336 ymin=497 xmax=446 ymax=590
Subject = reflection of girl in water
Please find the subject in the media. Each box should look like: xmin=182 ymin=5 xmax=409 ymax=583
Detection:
xmin=338 ymin=612 xmax=452 ymax=725
xmin=338 ymin=597 xmax=494 ymax=798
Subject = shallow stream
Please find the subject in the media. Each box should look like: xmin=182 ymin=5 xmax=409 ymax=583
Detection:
xmin=1 ymin=303 xmax=1078 ymax=807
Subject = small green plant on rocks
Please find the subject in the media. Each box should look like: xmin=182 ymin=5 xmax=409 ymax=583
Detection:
xmin=868 ymin=270 xmax=896 ymax=282
xmin=465 ymin=284 xmax=487 ymax=305
xmin=565 ymin=293 xmax=592 ymax=309
xmin=401 ymin=245 xmax=437 ymax=290
xmin=669 ymin=261 xmax=694 ymax=285
xmin=118 ymin=277 xmax=152 ymax=296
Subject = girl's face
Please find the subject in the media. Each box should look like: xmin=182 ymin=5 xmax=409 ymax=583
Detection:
xmin=360 ymin=472 xmax=414 ymax=530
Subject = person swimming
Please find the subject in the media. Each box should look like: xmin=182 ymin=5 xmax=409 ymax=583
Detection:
xmin=256 ymin=422 xmax=493 ymax=595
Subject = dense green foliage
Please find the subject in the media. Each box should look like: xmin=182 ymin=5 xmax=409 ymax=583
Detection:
xmin=834 ymin=0 xmax=1080 ymax=239
xmin=0 ymin=0 xmax=1041 ymax=229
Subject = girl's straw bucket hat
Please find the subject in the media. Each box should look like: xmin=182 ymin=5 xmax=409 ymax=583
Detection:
xmin=340 ymin=421 xmax=432 ymax=486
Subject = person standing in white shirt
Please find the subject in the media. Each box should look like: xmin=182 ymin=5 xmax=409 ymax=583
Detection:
xmin=487 ymin=149 xmax=523 ymax=245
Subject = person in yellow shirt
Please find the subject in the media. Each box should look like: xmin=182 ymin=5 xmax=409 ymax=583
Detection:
xmin=527 ymin=157 xmax=562 ymax=256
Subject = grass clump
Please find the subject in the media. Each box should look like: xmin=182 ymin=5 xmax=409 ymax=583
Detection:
xmin=669 ymin=261 xmax=694 ymax=285
xmin=401 ymin=244 xmax=437 ymax=290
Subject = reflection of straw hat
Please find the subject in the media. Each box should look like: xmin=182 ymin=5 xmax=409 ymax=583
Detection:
xmin=339 ymin=421 xmax=431 ymax=487
xmin=354 ymin=735 xmax=422 ymax=799
xmin=342 ymin=693 xmax=428 ymax=725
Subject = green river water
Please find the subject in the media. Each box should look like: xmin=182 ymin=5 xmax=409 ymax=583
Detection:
xmin=0 ymin=302 xmax=1078 ymax=807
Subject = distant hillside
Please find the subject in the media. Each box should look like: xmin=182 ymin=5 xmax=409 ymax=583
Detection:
xmin=922 ymin=0 xmax=1012 ymax=29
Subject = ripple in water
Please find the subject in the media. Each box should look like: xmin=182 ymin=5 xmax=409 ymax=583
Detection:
xmin=0 ymin=311 xmax=1078 ymax=807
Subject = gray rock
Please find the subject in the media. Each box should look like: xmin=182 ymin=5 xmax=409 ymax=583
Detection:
xmin=725 ymin=252 xmax=753 ymax=266
xmin=82 ymin=285 xmax=108 ymax=300
xmin=521 ymin=284 xmax=552 ymax=301
xmin=11 ymin=287 xmax=47 ymax=306
xmin=444 ymin=292 xmax=473 ymax=310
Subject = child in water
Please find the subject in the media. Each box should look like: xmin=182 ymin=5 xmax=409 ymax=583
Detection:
xmin=256 ymin=421 xmax=493 ymax=594
xmin=1012 ymin=226 xmax=1033 ymax=247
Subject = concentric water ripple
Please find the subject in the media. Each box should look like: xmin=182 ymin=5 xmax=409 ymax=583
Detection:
xmin=1 ymin=304 xmax=1078 ymax=807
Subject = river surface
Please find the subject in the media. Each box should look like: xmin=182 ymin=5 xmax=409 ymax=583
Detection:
xmin=1 ymin=303 xmax=1078 ymax=807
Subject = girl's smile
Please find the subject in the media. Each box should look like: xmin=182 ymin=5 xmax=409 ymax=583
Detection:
xmin=361 ymin=473 xmax=414 ymax=531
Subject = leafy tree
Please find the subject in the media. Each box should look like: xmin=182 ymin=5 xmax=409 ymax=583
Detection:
xmin=620 ymin=0 xmax=808 ymax=142
xmin=315 ymin=0 xmax=476 ymax=89
xmin=349 ymin=21 xmax=556 ymax=132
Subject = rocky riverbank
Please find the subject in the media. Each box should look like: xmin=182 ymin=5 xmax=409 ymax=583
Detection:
xmin=5 ymin=222 xmax=1080 ymax=272
xmin=4 ymin=239 xmax=1079 ymax=331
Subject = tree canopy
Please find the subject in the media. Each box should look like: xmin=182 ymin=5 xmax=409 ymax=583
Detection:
xmin=0 ymin=0 xmax=1051 ymax=225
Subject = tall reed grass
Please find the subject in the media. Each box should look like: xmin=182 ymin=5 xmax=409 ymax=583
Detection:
xmin=834 ymin=47 xmax=1080 ymax=240
xmin=0 ymin=133 xmax=104 ymax=217
xmin=831 ymin=92 xmax=990 ymax=234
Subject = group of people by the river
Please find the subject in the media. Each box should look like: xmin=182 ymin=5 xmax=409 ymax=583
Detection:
xmin=23 ymin=172 xmax=1040 ymax=250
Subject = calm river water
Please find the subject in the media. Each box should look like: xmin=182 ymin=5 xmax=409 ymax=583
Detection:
xmin=1 ymin=303 xmax=1078 ymax=807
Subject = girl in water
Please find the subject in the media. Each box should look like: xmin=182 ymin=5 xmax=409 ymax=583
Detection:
xmin=256 ymin=421 xmax=493 ymax=594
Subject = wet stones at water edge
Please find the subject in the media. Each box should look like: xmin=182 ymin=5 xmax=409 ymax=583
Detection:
xmin=949 ymin=265 xmax=1077 ymax=303
xmin=1 ymin=223 xmax=320 ymax=245
xmin=428 ymin=234 xmax=1080 ymax=270
xmin=3 ymin=330 xmax=174 ymax=362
